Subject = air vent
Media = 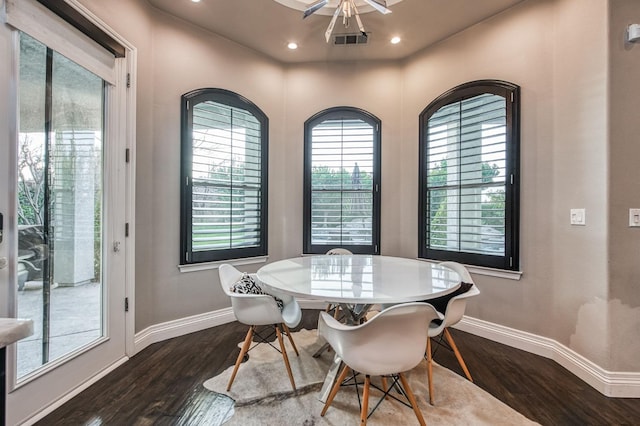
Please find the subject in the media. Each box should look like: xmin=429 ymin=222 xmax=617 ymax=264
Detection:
xmin=334 ymin=33 xmax=368 ymax=45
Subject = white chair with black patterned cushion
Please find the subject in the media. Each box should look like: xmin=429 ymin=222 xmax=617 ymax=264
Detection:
xmin=425 ymin=261 xmax=480 ymax=404
xmin=318 ymin=302 xmax=439 ymax=426
xmin=219 ymin=263 xmax=302 ymax=391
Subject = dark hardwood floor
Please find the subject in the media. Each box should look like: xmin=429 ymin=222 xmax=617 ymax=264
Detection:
xmin=37 ymin=310 xmax=640 ymax=425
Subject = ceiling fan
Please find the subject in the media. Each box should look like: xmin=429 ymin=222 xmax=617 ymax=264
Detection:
xmin=303 ymin=0 xmax=393 ymax=43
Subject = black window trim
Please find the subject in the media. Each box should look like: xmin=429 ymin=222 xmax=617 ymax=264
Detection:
xmin=418 ymin=79 xmax=520 ymax=271
xmin=180 ymin=88 xmax=269 ymax=265
xmin=303 ymin=106 xmax=382 ymax=255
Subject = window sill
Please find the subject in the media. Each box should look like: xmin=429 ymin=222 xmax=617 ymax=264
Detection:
xmin=417 ymin=258 xmax=522 ymax=281
xmin=465 ymin=264 xmax=522 ymax=280
xmin=178 ymin=256 xmax=269 ymax=273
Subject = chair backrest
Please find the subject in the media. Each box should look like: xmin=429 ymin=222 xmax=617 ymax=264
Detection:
xmin=325 ymin=248 xmax=353 ymax=255
xmin=218 ymin=264 xmax=284 ymax=326
xmin=219 ymin=263 xmax=243 ymax=297
xmin=318 ymin=302 xmax=439 ymax=376
xmin=439 ymin=261 xmax=473 ymax=283
xmin=437 ymin=261 xmax=480 ymax=329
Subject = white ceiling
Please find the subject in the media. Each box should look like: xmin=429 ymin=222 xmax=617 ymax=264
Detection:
xmin=146 ymin=0 xmax=524 ymax=63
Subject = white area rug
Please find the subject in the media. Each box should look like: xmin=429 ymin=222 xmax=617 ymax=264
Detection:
xmin=203 ymin=328 xmax=539 ymax=425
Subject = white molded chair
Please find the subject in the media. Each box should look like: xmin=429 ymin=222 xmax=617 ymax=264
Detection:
xmin=319 ymin=302 xmax=439 ymax=426
xmin=425 ymin=261 xmax=480 ymax=404
xmin=219 ymin=264 xmax=302 ymax=391
xmin=325 ymin=248 xmax=353 ymax=256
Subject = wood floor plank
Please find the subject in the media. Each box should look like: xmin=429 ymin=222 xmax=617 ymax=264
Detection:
xmin=35 ymin=311 xmax=640 ymax=425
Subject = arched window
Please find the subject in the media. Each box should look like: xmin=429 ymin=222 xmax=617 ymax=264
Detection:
xmin=419 ymin=80 xmax=520 ymax=270
xmin=181 ymin=88 xmax=268 ymax=264
xmin=304 ymin=107 xmax=381 ymax=254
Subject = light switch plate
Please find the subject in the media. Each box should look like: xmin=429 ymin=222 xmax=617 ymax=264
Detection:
xmin=629 ymin=209 xmax=640 ymax=227
xmin=570 ymin=208 xmax=586 ymax=226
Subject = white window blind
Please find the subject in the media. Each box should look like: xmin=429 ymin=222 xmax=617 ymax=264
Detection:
xmin=190 ymin=101 xmax=263 ymax=252
xmin=310 ymin=118 xmax=374 ymax=246
xmin=426 ymin=93 xmax=507 ymax=256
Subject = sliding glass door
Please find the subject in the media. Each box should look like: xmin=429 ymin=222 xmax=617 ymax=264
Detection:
xmin=16 ymin=33 xmax=107 ymax=380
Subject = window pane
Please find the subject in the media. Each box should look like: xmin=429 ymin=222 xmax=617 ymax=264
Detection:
xmin=310 ymin=118 xmax=374 ymax=246
xmin=191 ymin=100 xmax=262 ymax=252
xmin=17 ymin=33 xmax=105 ymax=379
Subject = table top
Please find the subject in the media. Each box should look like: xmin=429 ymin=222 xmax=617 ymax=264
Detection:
xmin=257 ymin=255 xmax=461 ymax=304
xmin=0 ymin=318 xmax=33 ymax=348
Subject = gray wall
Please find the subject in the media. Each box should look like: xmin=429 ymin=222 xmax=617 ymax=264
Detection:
xmin=80 ymin=0 xmax=287 ymax=330
xmin=76 ymin=0 xmax=638 ymax=373
xmin=608 ymin=0 xmax=640 ymax=371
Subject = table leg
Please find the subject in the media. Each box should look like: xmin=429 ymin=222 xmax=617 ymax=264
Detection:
xmin=312 ymin=341 xmax=330 ymax=358
xmin=318 ymin=353 xmax=342 ymax=403
xmin=339 ymin=303 xmax=372 ymax=324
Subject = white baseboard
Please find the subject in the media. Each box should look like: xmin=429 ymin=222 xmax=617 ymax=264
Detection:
xmin=133 ymin=300 xmax=327 ymax=354
xmin=21 ymin=357 xmax=129 ymax=426
xmin=456 ymin=316 xmax=640 ymax=398
xmin=134 ymin=307 xmax=236 ymax=354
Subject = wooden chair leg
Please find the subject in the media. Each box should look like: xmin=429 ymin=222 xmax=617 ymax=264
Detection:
xmin=381 ymin=376 xmax=388 ymax=399
xmin=276 ymin=325 xmax=296 ymax=390
xmin=361 ymin=375 xmax=371 ymax=426
xmin=227 ymin=326 xmax=254 ymax=391
xmin=443 ymin=328 xmax=473 ymax=382
xmin=282 ymin=324 xmax=299 ymax=356
xmin=398 ymin=373 xmax=426 ymax=426
xmin=321 ymin=364 xmax=350 ymax=416
xmin=426 ymin=336 xmax=434 ymax=405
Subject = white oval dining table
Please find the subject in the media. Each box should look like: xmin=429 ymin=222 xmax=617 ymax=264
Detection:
xmin=257 ymin=254 xmax=462 ymax=306
xmin=257 ymin=254 xmax=462 ymax=402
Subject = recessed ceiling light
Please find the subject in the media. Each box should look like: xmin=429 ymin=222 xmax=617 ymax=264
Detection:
xmin=191 ymin=0 xmax=201 ymax=3
xmin=287 ymin=42 xmax=298 ymax=50
xmin=390 ymin=36 xmax=401 ymax=44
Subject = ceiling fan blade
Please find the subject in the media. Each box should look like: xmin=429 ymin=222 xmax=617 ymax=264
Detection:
xmin=303 ymin=0 xmax=329 ymax=19
xmin=363 ymin=0 xmax=392 ymax=14
xmin=325 ymin=0 xmax=344 ymax=42
xmin=351 ymin=1 xmax=366 ymax=34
